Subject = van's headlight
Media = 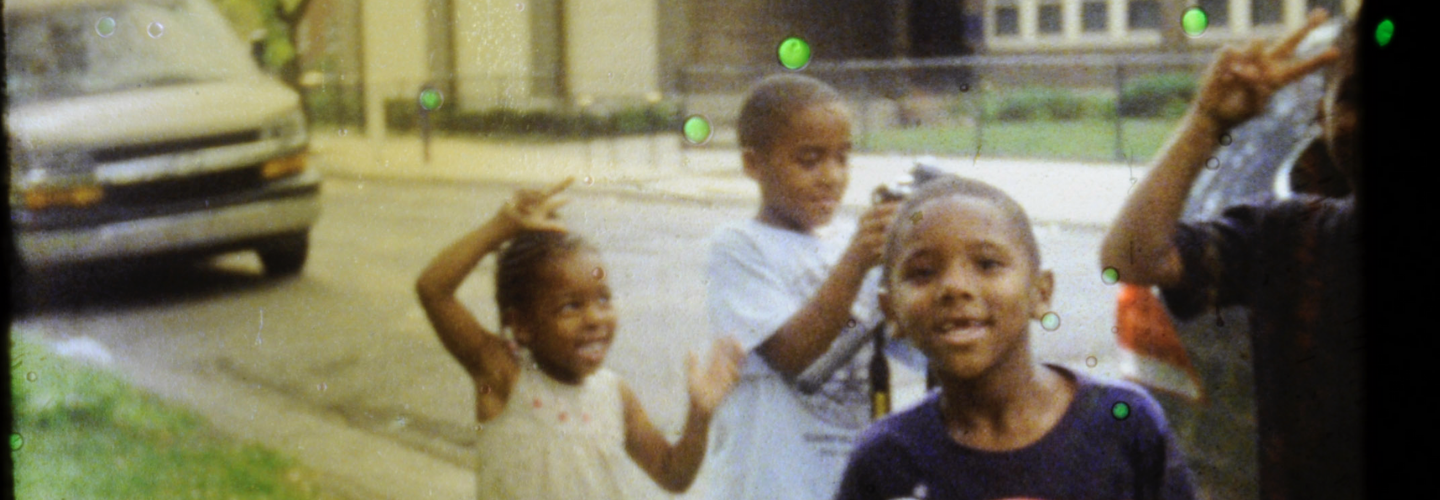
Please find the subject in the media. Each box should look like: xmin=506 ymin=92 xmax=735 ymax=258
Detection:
xmin=261 ymin=151 xmax=308 ymax=180
xmin=13 ymin=149 xmax=104 ymax=210
xmin=262 ymin=109 xmax=307 ymax=145
xmin=22 ymin=183 xmax=105 ymax=210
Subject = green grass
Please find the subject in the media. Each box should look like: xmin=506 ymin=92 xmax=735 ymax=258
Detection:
xmin=10 ymin=338 xmax=330 ymax=500
xmin=858 ymin=118 xmax=1180 ymax=163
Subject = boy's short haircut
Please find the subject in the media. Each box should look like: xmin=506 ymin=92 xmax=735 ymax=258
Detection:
xmin=737 ymin=73 xmax=845 ymax=152
xmin=880 ymin=175 xmax=1042 ymax=284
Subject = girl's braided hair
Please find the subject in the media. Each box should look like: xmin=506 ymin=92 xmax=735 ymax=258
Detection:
xmin=494 ymin=230 xmax=595 ymax=327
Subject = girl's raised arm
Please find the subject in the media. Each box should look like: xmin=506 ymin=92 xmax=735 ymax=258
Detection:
xmin=1100 ymin=9 xmax=1338 ymax=287
xmin=623 ymin=337 xmax=745 ymax=493
xmin=415 ymin=179 xmax=572 ymax=419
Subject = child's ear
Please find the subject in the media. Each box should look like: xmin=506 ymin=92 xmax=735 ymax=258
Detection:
xmin=502 ymin=309 xmax=532 ymax=346
xmin=510 ymin=326 xmax=533 ymax=347
xmin=741 ymin=147 xmax=765 ymax=181
xmin=1029 ymin=269 xmax=1056 ymax=320
xmin=878 ymin=287 xmax=906 ymax=339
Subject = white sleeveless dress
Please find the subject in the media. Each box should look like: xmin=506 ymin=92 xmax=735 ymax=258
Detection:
xmin=474 ymin=356 xmax=639 ymax=499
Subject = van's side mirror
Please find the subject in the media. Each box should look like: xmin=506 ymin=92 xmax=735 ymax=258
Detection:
xmin=249 ymin=30 xmax=268 ymax=68
xmin=251 ymin=40 xmax=266 ymax=67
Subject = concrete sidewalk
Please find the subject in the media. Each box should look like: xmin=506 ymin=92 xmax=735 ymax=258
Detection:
xmin=308 ymin=127 xmax=1143 ymax=229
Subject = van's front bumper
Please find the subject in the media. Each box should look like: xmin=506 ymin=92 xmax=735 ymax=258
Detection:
xmin=14 ymin=170 xmax=321 ymax=269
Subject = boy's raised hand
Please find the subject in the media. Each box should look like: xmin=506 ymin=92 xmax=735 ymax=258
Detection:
xmin=1195 ymin=8 xmax=1339 ymax=129
xmin=686 ymin=336 xmax=746 ymax=416
xmin=501 ymin=177 xmax=573 ymax=233
xmin=846 ymin=201 xmax=901 ymax=270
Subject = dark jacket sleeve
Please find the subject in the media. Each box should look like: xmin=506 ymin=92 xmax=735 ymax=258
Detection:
xmin=1159 ymin=203 xmax=1266 ymax=320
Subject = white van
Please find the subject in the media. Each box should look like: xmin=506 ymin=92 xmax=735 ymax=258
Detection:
xmin=6 ymin=0 xmax=321 ymax=282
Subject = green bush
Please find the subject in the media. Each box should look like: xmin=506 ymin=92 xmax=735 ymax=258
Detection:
xmin=1120 ymin=72 xmax=1197 ymax=118
xmin=383 ymin=99 xmax=679 ymax=137
xmin=1081 ymin=93 xmax=1118 ymax=120
xmin=384 ymin=98 xmax=420 ymax=132
xmin=994 ymin=88 xmax=1045 ymax=121
xmin=303 ymin=86 xmax=364 ymax=127
xmin=980 ymin=87 xmax=1090 ymax=122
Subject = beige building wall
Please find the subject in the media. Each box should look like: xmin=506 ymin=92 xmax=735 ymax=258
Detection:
xmin=358 ymin=0 xmax=663 ymax=134
xmin=361 ymin=0 xmax=427 ymax=139
xmin=565 ymin=0 xmax=660 ymax=104
xmin=454 ymin=0 xmax=535 ymax=110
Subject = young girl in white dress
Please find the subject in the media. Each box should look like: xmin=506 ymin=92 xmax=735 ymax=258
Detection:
xmin=417 ymin=178 xmax=745 ymax=499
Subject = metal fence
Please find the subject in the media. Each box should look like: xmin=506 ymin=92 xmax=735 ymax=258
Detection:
xmin=677 ymin=52 xmax=1216 ymax=161
xmin=300 ymin=52 xmax=1217 ymax=161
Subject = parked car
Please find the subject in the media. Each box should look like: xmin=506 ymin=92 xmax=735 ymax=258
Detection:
xmin=1114 ymin=18 xmax=1348 ymax=500
xmin=7 ymin=0 xmax=322 ymax=301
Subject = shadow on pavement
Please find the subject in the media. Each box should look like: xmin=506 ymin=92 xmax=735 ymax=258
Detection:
xmin=13 ymin=254 xmax=293 ymax=319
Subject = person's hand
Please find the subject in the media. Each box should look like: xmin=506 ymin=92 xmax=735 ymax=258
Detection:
xmin=843 ymin=201 xmax=901 ymax=271
xmin=500 ymin=177 xmax=573 ymax=233
xmin=1194 ymin=8 xmax=1340 ymax=129
xmin=686 ymin=337 xmax=746 ymax=416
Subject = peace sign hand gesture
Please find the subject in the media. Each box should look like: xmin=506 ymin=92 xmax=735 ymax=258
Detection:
xmin=1195 ymin=8 xmax=1341 ymax=130
xmin=500 ymin=177 xmax=574 ymax=233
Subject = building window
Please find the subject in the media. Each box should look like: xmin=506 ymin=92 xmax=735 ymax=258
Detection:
xmin=1199 ymin=0 xmax=1228 ymax=28
xmin=1128 ymin=0 xmax=1160 ymax=30
xmin=1082 ymin=1 xmax=1107 ymax=32
xmin=1253 ymin=0 xmax=1282 ymax=25
xmin=995 ymin=0 xmax=1019 ymax=36
xmin=1038 ymin=2 xmax=1062 ymax=34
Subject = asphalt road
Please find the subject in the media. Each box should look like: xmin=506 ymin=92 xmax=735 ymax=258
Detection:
xmin=12 ymin=176 xmax=1122 ymax=499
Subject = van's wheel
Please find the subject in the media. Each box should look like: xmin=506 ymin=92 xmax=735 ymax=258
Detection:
xmin=258 ymin=232 xmax=309 ymax=277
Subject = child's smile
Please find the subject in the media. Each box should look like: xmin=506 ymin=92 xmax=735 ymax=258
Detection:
xmin=932 ymin=317 xmax=993 ymax=347
xmin=881 ymin=195 xmax=1053 ymax=380
xmin=517 ymin=250 xmax=618 ymax=384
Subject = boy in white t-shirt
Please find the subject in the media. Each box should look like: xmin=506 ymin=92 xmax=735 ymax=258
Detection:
xmin=704 ymin=73 xmax=920 ymax=500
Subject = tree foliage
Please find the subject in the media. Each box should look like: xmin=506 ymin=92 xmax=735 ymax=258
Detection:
xmin=208 ymin=0 xmax=313 ymax=87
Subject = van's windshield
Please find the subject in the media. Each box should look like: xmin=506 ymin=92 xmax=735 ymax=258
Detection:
xmin=5 ymin=0 xmax=258 ymax=105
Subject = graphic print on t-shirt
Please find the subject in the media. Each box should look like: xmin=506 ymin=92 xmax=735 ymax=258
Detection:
xmin=796 ymin=340 xmax=872 ymax=431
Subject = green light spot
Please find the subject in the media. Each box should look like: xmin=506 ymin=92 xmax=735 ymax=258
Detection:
xmin=683 ymin=115 xmax=711 ymax=144
xmin=1182 ymin=8 xmax=1208 ymax=37
xmin=419 ymin=89 xmax=443 ymax=111
xmin=1112 ymin=402 xmax=1131 ymax=420
xmin=96 ymin=17 xmax=116 ymax=37
xmin=10 ymin=434 xmax=22 ymax=451
xmin=1376 ymin=19 xmax=1394 ymax=47
xmin=1041 ymin=312 xmax=1061 ymax=331
xmin=778 ymin=37 xmax=812 ymax=70
xmin=1102 ymin=267 xmax=1119 ymax=285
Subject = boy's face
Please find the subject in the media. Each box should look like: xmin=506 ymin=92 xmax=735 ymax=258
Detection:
xmin=878 ymin=195 xmax=1054 ymax=381
xmin=743 ymin=102 xmax=852 ymax=232
xmin=510 ymin=250 xmax=616 ymax=384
